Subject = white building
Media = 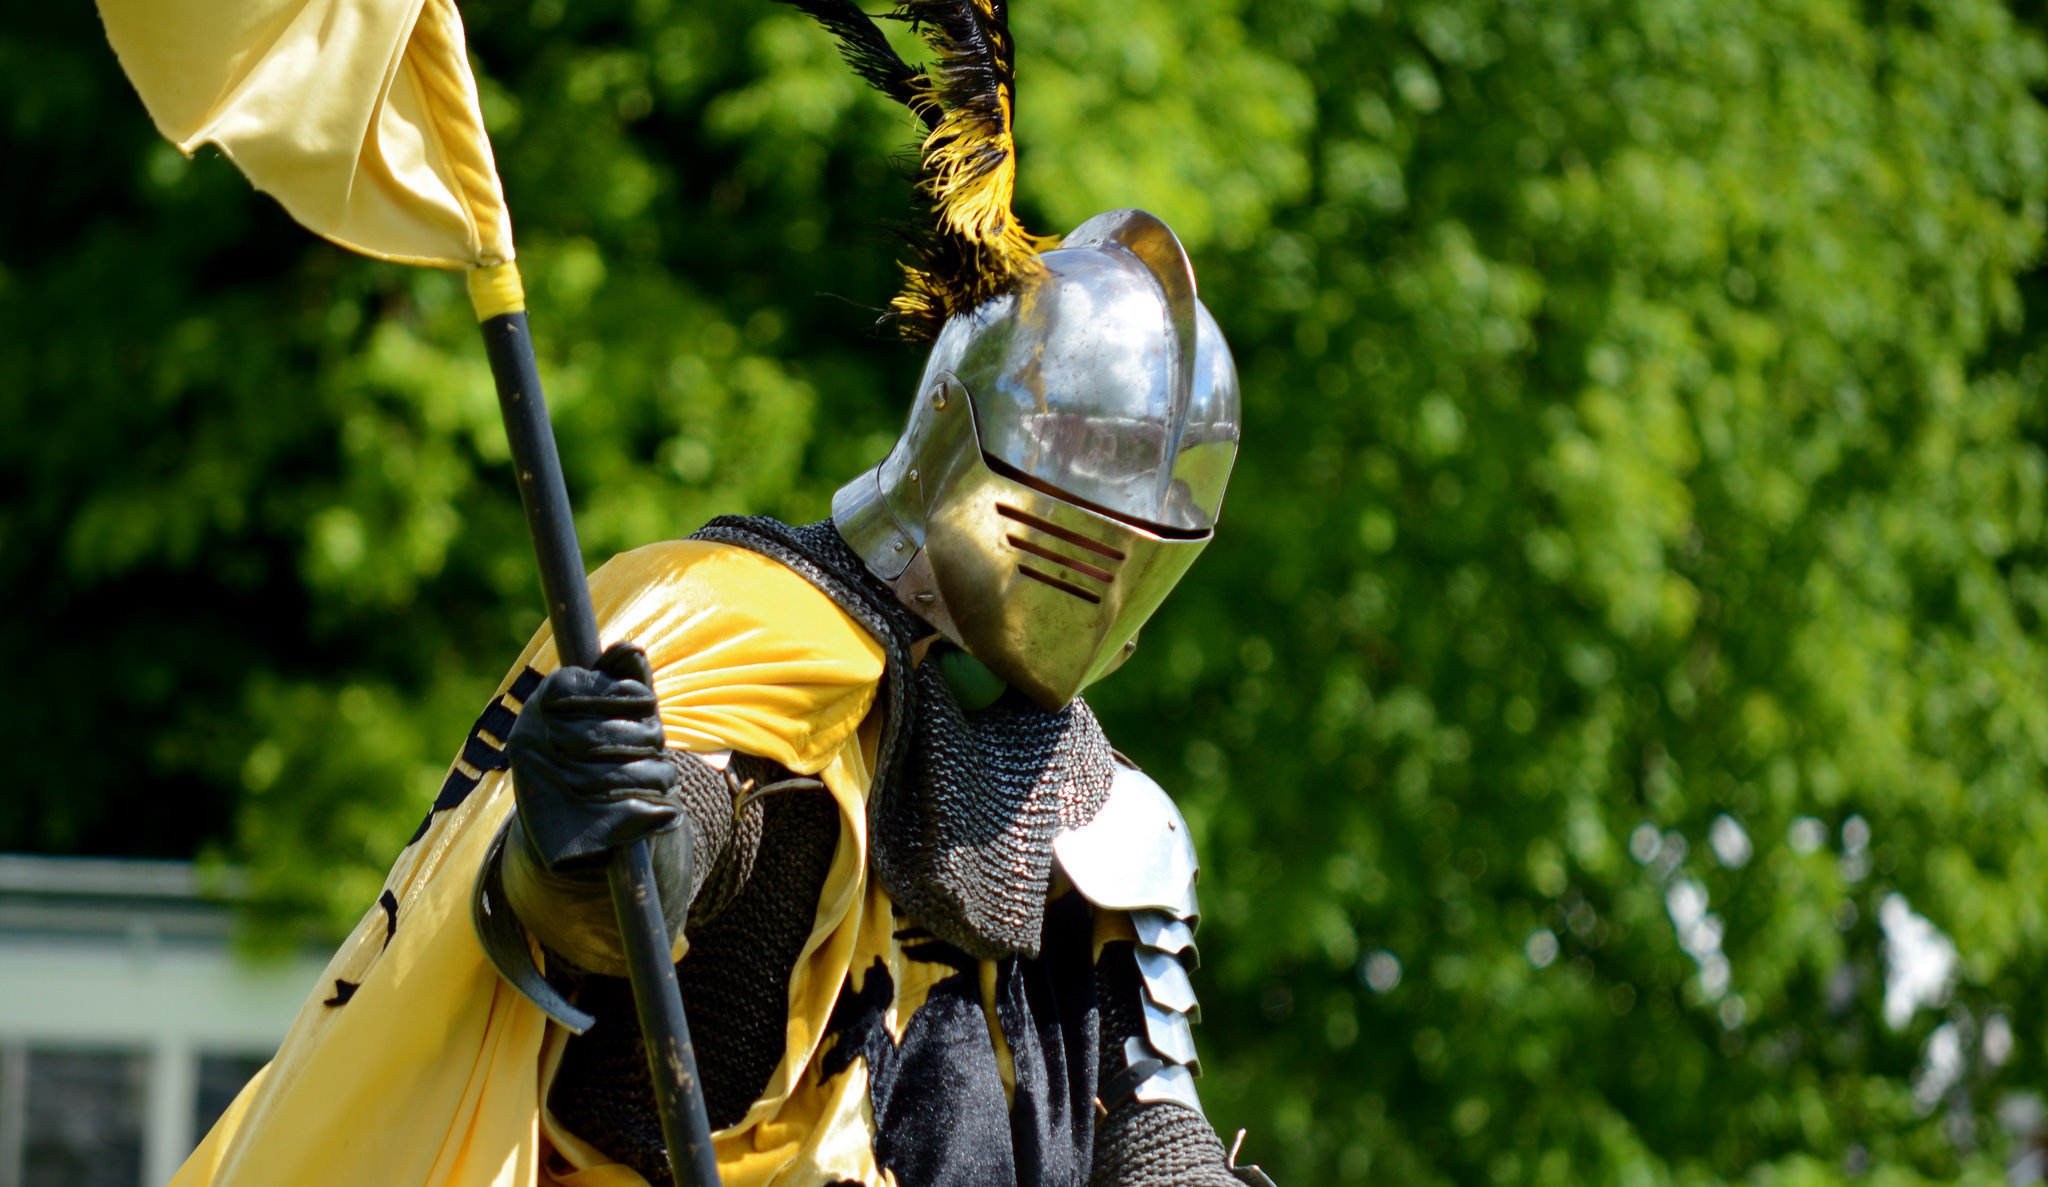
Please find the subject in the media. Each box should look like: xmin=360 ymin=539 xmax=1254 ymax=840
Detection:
xmin=0 ymin=855 xmax=328 ymax=1187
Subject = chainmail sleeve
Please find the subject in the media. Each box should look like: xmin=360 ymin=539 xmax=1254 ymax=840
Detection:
xmin=547 ymin=760 xmax=842 ymax=1177
xmin=1091 ymin=941 xmax=1242 ymax=1187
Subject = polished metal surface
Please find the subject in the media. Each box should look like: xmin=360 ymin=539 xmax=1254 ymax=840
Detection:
xmin=1124 ymin=1036 xmax=1205 ymax=1113
xmin=1081 ymin=754 xmax=1212 ymax=1117
xmin=1140 ymin=994 xmax=1201 ymax=1073
xmin=831 ymin=467 xmax=915 ymax=581
xmin=1136 ymin=945 xmax=1201 ymax=1019
xmin=836 ymin=367 xmax=1212 ymax=707
xmin=833 ymin=208 xmax=1240 ymax=707
xmin=1052 ymin=760 xmax=1200 ymax=920
xmin=1132 ymin=908 xmax=1199 ymax=967
xmin=923 ymin=214 xmax=1240 ymax=533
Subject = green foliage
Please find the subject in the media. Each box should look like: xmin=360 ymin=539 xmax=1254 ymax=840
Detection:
xmin=3 ymin=0 xmax=2046 ymax=1181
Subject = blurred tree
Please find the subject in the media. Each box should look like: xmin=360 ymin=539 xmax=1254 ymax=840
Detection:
xmin=1 ymin=0 xmax=2044 ymax=1183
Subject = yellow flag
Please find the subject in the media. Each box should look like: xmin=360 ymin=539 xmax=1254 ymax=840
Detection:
xmin=98 ymin=0 xmax=513 ymax=273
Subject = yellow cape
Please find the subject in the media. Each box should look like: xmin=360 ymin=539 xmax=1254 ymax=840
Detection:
xmin=174 ymin=539 xmax=915 ymax=1186
xmin=98 ymin=0 xmax=514 ymax=270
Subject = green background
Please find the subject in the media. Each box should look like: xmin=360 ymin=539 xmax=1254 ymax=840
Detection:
xmin=5 ymin=0 xmax=2048 ymax=1181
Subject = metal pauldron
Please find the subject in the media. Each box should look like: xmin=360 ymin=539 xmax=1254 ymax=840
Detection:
xmin=1053 ymin=757 xmax=1207 ymax=1115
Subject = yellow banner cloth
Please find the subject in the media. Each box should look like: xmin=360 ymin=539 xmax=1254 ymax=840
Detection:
xmin=172 ymin=540 xmax=900 ymax=1185
xmin=98 ymin=0 xmax=513 ymax=269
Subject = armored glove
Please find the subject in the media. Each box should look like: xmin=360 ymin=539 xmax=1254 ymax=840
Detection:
xmin=506 ymin=641 xmax=682 ymax=870
xmin=497 ymin=640 xmax=696 ymax=975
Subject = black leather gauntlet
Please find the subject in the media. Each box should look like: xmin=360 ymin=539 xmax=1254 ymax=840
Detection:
xmin=507 ymin=641 xmax=681 ymax=868
xmin=500 ymin=641 xmax=700 ymax=975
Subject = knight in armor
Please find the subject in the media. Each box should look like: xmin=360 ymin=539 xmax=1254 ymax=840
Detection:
xmin=175 ymin=3 xmax=1269 ymax=1185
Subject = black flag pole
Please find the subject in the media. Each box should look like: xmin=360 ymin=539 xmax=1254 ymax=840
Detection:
xmin=96 ymin=3 xmax=720 ymax=1178
xmin=479 ymin=311 xmax=723 ymax=1187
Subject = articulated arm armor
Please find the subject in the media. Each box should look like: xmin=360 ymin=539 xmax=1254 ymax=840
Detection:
xmin=1061 ymin=758 xmax=1275 ymax=1187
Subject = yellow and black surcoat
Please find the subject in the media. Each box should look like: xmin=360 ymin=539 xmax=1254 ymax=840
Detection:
xmin=175 ymin=522 xmax=1236 ymax=1186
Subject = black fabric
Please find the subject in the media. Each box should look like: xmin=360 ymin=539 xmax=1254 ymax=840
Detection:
xmin=506 ymin=642 xmax=682 ymax=870
xmin=691 ymin=516 xmax=1116 ymax=960
xmin=1091 ymin=942 xmax=1238 ymax=1187
xmin=815 ymin=894 xmax=1100 ymax=1187
xmin=838 ymin=938 xmax=1017 ymax=1187
xmin=995 ymin=891 xmax=1100 ymax=1185
xmin=549 ymin=780 xmax=843 ymax=1183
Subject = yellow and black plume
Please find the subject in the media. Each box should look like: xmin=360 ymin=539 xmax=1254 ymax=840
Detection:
xmin=774 ymin=0 xmax=1049 ymax=341
xmin=774 ymin=0 xmax=936 ymax=123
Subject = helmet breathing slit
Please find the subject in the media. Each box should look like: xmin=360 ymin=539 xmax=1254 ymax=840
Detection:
xmin=994 ymin=502 xmax=1129 ymax=560
xmin=1015 ymin=565 xmax=1105 ymax=605
xmin=1004 ymin=534 xmax=1116 ymax=585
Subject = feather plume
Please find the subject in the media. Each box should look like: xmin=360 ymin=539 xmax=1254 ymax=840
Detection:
xmin=887 ymin=0 xmax=1049 ymax=339
xmin=774 ymin=0 xmax=1048 ymax=341
xmin=773 ymin=0 xmax=936 ymax=126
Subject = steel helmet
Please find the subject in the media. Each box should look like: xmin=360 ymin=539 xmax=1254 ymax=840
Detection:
xmin=835 ymin=209 xmax=1239 ymax=707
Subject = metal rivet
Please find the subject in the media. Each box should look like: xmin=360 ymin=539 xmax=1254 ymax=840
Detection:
xmin=914 ymin=592 xmax=935 ymax=603
xmin=892 ymin=539 xmax=906 ymax=552
xmin=932 ymin=385 xmax=948 ymax=410
xmin=908 ymin=467 xmax=920 ymax=483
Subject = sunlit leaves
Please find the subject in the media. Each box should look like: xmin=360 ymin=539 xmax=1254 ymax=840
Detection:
xmin=6 ymin=0 xmax=2048 ymax=1182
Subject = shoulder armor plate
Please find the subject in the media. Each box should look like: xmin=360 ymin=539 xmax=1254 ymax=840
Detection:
xmin=1135 ymin=945 xmax=1201 ymax=1019
xmin=1140 ymin=994 xmax=1201 ymax=1072
xmin=1053 ymin=757 xmax=1199 ymax=922
xmin=1072 ymin=756 xmax=1215 ymax=1118
xmin=1122 ymin=1036 xmax=1204 ymax=1113
xmin=1133 ymin=909 xmax=1199 ymax=967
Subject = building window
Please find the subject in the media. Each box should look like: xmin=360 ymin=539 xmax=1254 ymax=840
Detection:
xmin=0 ymin=854 xmax=326 ymax=1185
xmin=194 ymin=1053 xmax=266 ymax=1144
xmin=21 ymin=1049 xmax=148 ymax=1187
xmin=0 ymin=1044 xmax=267 ymax=1187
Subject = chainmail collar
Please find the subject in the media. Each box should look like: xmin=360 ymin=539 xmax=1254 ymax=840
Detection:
xmin=690 ymin=515 xmax=1115 ymax=959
